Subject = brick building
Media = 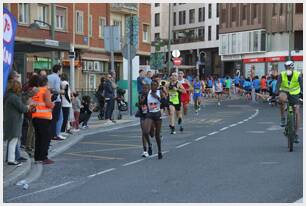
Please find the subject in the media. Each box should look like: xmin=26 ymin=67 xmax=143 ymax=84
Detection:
xmin=219 ymin=3 xmax=303 ymax=77
xmin=4 ymin=3 xmax=151 ymax=91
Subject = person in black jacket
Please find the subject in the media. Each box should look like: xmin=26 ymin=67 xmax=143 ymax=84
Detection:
xmin=104 ymin=73 xmax=117 ymax=124
xmin=79 ymin=96 xmax=92 ymax=129
xmin=96 ymin=76 xmax=105 ymax=120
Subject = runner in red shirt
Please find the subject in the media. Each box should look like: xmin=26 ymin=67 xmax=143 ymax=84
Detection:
xmin=260 ymin=76 xmax=267 ymax=95
xmin=178 ymin=71 xmax=191 ymax=116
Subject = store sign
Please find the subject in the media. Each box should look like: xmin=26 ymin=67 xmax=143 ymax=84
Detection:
xmin=292 ymin=56 xmax=303 ymax=61
xmin=44 ymin=39 xmax=59 ymax=46
xmin=243 ymin=58 xmax=265 ymax=63
xmin=265 ymin=56 xmax=286 ymax=62
xmin=3 ymin=7 xmax=17 ymax=94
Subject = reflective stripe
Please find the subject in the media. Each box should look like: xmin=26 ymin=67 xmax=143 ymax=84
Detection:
xmin=36 ymin=109 xmax=52 ymax=113
xmin=31 ymin=101 xmax=47 ymax=106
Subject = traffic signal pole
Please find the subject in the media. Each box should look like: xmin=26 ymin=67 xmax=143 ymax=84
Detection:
xmin=127 ymin=16 xmax=133 ymax=117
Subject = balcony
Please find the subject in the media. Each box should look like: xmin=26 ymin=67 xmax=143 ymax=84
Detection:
xmin=110 ymin=3 xmax=138 ymax=15
xmin=172 ymin=36 xmax=204 ymax=45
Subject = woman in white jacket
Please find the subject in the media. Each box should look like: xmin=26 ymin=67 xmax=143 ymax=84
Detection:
xmin=60 ymin=73 xmax=72 ymax=133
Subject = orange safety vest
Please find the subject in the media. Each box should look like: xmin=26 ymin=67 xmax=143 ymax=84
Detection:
xmin=31 ymin=86 xmax=52 ymax=120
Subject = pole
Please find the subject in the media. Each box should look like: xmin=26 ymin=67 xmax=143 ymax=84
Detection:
xmin=288 ymin=3 xmax=293 ymax=60
xmin=70 ymin=44 xmax=75 ymax=91
xmin=110 ymin=26 xmax=118 ymax=120
xmin=127 ymin=16 xmax=133 ymax=116
xmin=196 ymin=48 xmax=200 ymax=77
xmin=51 ymin=3 xmax=55 ymax=65
xmin=167 ymin=3 xmax=171 ymax=75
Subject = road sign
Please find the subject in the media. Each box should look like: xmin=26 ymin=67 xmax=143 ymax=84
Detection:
xmin=150 ymin=53 xmax=164 ymax=70
xmin=173 ymin=57 xmax=182 ymax=66
xmin=122 ymin=44 xmax=136 ymax=59
xmin=125 ymin=16 xmax=139 ymax=48
xmin=68 ymin=51 xmax=75 ymax=59
xmin=104 ymin=26 xmax=121 ymax=52
xmin=172 ymin=50 xmax=180 ymax=58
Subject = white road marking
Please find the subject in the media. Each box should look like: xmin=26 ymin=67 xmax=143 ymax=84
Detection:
xmin=122 ymin=159 xmax=144 ymax=166
xmin=237 ymin=121 xmax=244 ymax=124
xmin=246 ymin=131 xmax=265 ymax=134
xmin=260 ymin=162 xmax=279 ymax=165
xmin=7 ymin=181 xmax=74 ymax=202
xmin=195 ymin=136 xmax=207 ymax=141
xmin=208 ymin=131 xmax=219 ymax=136
xmin=176 ymin=142 xmax=191 ymax=148
xmin=229 ymin=123 xmax=237 ymax=127
xmin=219 ymin=127 xmax=229 ymax=131
xmin=88 ymin=168 xmax=116 ymax=178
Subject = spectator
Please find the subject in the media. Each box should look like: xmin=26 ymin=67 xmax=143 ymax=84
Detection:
xmin=47 ymin=65 xmax=63 ymax=140
xmin=79 ymin=96 xmax=92 ymax=129
xmin=137 ymin=69 xmax=146 ymax=95
xmin=104 ymin=73 xmax=117 ymax=124
xmin=96 ymin=76 xmax=106 ymax=120
xmin=72 ymin=91 xmax=81 ymax=131
xmin=31 ymin=76 xmax=55 ymax=164
xmin=60 ymin=73 xmax=72 ymax=134
xmin=144 ymin=70 xmax=153 ymax=85
xmin=39 ymin=70 xmax=47 ymax=77
xmin=4 ymin=80 xmax=33 ymax=166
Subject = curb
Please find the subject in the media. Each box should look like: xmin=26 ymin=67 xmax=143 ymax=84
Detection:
xmin=3 ymin=150 xmax=32 ymax=188
xmin=7 ymin=119 xmax=140 ymax=187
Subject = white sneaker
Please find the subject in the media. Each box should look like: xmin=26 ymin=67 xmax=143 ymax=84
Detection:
xmin=72 ymin=129 xmax=80 ymax=132
xmin=104 ymin=120 xmax=113 ymax=125
xmin=58 ymin=134 xmax=66 ymax=139
xmin=142 ymin=151 xmax=149 ymax=157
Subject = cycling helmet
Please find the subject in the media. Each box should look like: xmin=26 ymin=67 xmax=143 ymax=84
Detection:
xmin=284 ymin=61 xmax=294 ymax=69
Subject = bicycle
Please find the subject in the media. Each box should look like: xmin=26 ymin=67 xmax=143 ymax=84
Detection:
xmin=283 ymin=101 xmax=297 ymax=152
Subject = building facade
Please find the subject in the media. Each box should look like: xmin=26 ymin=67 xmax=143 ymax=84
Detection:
xmin=219 ymin=3 xmax=303 ymax=77
xmin=5 ymin=3 xmax=151 ymax=91
xmin=151 ymin=3 xmax=221 ymax=77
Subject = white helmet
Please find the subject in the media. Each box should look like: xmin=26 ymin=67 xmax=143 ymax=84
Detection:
xmin=284 ymin=61 xmax=294 ymax=69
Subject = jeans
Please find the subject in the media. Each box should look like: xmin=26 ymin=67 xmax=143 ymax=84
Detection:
xmin=105 ymin=98 xmax=115 ymax=120
xmin=56 ymin=108 xmax=63 ymax=135
xmin=51 ymin=102 xmax=61 ymax=137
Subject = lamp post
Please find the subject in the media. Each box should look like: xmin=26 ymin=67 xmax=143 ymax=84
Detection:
xmin=167 ymin=3 xmax=172 ymax=75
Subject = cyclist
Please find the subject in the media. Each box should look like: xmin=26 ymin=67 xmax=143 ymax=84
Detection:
xmin=167 ymin=72 xmax=186 ymax=134
xmin=276 ymin=61 xmax=303 ymax=143
xmin=193 ymin=76 xmax=204 ymax=113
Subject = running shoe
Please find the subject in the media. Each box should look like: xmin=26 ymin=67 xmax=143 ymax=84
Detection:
xmin=142 ymin=151 xmax=149 ymax=157
xmin=7 ymin=161 xmax=22 ymax=166
xmin=294 ymin=134 xmax=300 ymax=144
xmin=158 ymin=152 xmax=163 ymax=159
xmin=280 ymin=117 xmax=286 ymax=127
xmin=148 ymin=147 xmax=153 ymax=156
xmin=217 ymin=102 xmax=221 ymax=107
xmin=180 ymin=126 xmax=184 ymax=132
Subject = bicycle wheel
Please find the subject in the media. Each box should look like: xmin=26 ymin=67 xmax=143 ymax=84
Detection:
xmin=287 ymin=111 xmax=295 ymax=152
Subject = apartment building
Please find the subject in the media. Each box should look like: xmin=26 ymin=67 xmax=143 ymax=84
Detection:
xmin=151 ymin=3 xmax=221 ymax=77
xmin=5 ymin=3 xmax=151 ymax=91
xmin=219 ymin=3 xmax=303 ymax=77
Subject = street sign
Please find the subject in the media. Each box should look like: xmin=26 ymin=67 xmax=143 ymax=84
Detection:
xmin=125 ymin=16 xmax=139 ymax=48
xmin=104 ymin=26 xmax=121 ymax=52
xmin=173 ymin=57 xmax=182 ymax=66
xmin=122 ymin=44 xmax=136 ymax=60
xmin=150 ymin=52 xmax=164 ymax=70
xmin=172 ymin=50 xmax=180 ymax=58
xmin=68 ymin=51 xmax=75 ymax=59
xmin=44 ymin=39 xmax=59 ymax=46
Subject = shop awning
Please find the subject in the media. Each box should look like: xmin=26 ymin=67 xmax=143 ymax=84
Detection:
xmin=14 ymin=40 xmax=70 ymax=53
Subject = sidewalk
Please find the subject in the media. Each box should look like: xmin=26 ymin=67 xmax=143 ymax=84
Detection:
xmin=3 ymin=114 xmax=138 ymax=188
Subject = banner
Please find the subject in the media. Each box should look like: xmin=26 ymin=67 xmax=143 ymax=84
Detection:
xmin=3 ymin=7 xmax=17 ymax=95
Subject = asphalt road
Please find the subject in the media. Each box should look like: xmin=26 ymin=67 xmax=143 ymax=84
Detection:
xmin=4 ymin=100 xmax=303 ymax=203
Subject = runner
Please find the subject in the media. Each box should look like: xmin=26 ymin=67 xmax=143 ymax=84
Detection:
xmin=178 ymin=71 xmax=191 ymax=117
xmin=167 ymin=72 xmax=186 ymax=134
xmin=193 ymin=76 xmax=204 ymax=114
xmin=225 ymin=76 xmax=232 ymax=99
xmin=142 ymin=80 xmax=165 ymax=159
xmin=137 ymin=84 xmax=152 ymax=157
xmin=215 ymin=78 xmax=223 ymax=106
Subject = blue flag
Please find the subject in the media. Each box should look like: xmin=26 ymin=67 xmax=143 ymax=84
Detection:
xmin=3 ymin=7 xmax=17 ymax=95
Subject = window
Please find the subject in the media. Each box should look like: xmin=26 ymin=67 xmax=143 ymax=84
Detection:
xmin=208 ymin=26 xmax=211 ymax=41
xmin=231 ymin=33 xmax=236 ymax=53
xmin=18 ymin=3 xmax=29 ymax=24
xmin=143 ymin=24 xmax=150 ymax=42
xmin=113 ymin=20 xmax=122 ymax=37
xmin=89 ymin=15 xmax=92 ymax=36
xmin=295 ymin=3 xmax=303 ymax=14
xmin=208 ymin=4 xmax=212 ymax=19
xmin=198 ymin=7 xmax=205 ymax=22
xmin=231 ymin=6 xmax=237 ymax=22
xmin=94 ymin=61 xmax=100 ymax=71
xmin=198 ymin=27 xmax=204 ymax=40
xmin=242 ymin=4 xmax=247 ymax=20
xmin=155 ymin=3 xmax=160 ymax=7
xmin=155 ymin=13 xmax=160 ymax=27
xmin=217 ymin=3 xmax=219 ymax=17
xmin=76 ymin=10 xmax=84 ymax=34
xmin=155 ymin=33 xmax=160 ymax=41
xmin=252 ymin=4 xmax=257 ymax=19
xmin=189 ymin=9 xmax=195 ymax=24
xmin=87 ymin=61 xmax=94 ymax=70
xmin=89 ymin=74 xmax=96 ymax=89
xmin=173 ymin=12 xmax=176 ymax=26
xmin=99 ymin=17 xmax=106 ymax=38
xmin=216 ymin=25 xmax=219 ymax=40
xmin=253 ymin=31 xmax=259 ymax=51
xmin=272 ymin=4 xmax=277 ymax=16
xmin=280 ymin=4 xmax=284 ymax=15
xmin=37 ymin=4 xmax=49 ymax=27
xmin=56 ymin=7 xmax=66 ymax=30
xmin=179 ymin=11 xmax=186 ymax=25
